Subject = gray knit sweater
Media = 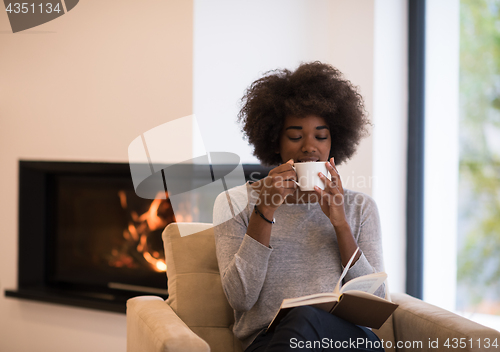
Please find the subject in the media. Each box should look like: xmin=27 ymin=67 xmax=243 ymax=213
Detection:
xmin=213 ymin=182 xmax=386 ymax=350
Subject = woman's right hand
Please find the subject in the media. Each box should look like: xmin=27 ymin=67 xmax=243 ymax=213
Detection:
xmin=246 ymin=159 xmax=297 ymax=247
xmin=256 ymin=159 xmax=298 ymax=212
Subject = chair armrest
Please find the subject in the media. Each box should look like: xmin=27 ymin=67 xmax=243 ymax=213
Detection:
xmin=127 ymin=296 xmax=210 ymax=352
xmin=391 ymin=293 xmax=500 ymax=351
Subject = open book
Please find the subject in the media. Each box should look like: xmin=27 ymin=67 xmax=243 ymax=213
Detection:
xmin=267 ymin=248 xmax=398 ymax=332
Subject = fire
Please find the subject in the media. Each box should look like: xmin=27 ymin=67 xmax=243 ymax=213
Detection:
xmin=156 ymin=261 xmax=167 ymax=271
xmin=142 ymin=251 xmax=166 ymax=273
xmin=110 ymin=191 xmax=176 ymax=273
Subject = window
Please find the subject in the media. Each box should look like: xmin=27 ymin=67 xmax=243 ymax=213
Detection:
xmin=457 ymin=0 xmax=500 ymax=329
xmin=422 ymin=0 xmax=500 ymax=331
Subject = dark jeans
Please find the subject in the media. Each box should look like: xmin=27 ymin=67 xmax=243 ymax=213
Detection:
xmin=246 ymin=306 xmax=385 ymax=352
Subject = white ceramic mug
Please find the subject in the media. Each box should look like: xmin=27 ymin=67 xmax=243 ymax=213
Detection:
xmin=292 ymin=161 xmax=331 ymax=191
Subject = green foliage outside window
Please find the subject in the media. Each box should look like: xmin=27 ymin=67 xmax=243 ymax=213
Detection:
xmin=458 ymin=0 xmax=500 ymax=315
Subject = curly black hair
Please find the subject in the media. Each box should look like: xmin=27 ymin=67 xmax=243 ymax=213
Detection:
xmin=238 ymin=61 xmax=370 ymax=166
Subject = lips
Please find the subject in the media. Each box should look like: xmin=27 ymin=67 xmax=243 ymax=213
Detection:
xmin=298 ymin=157 xmax=319 ymax=162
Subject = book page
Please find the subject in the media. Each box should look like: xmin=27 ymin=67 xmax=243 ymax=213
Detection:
xmin=340 ymin=272 xmax=387 ymax=295
xmin=333 ymin=247 xmax=359 ymax=294
xmin=282 ymin=292 xmax=339 ymax=308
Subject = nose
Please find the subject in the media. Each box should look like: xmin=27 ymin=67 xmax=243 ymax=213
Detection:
xmin=301 ymin=136 xmax=317 ymax=153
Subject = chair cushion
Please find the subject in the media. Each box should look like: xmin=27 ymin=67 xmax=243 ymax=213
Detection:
xmin=163 ymin=223 xmax=235 ymax=329
xmin=127 ymin=296 xmax=210 ymax=352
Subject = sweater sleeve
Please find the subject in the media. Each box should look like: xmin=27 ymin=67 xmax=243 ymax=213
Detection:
xmin=213 ymin=189 xmax=273 ymax=312
xmin=343 ymin=194 xmax=386 ymax=298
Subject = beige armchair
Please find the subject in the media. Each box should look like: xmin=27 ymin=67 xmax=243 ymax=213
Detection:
xmin=127 ymin=223 xmax=500 ymax=352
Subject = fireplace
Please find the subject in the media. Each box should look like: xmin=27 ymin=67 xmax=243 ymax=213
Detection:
xmin=5 ymin=160 xmax=270 ymax=313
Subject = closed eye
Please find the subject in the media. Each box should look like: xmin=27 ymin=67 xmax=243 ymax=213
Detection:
xmin=289 ymin=137 xmax=301 ymax=141
xmin=316 ymin=137 xmax=328 ymax=140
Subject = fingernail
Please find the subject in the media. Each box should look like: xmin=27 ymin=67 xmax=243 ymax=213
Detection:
xmin=287 ymin=159 xmax=293 ymax=164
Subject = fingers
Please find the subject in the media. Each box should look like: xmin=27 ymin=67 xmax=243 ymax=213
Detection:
xmin=268 ymin=159 xmax=297 ymax=189
xmin=263 ymin=169 xmax=298 ymax=201
xmin=325 ymin=158 xmax=340 ymax=181
xmin=313 ymin=182 xmax=344 ymax=206
xmin=323 ymin=157 xmax=343 ymax=191
xmin=277 ymin=179 xmax=299 ymax=190
xmin=329 ymin=157 xmax=340 ymax=175
xmin=280 ymin=159 xmax=295 ymax=174
xmin=271 ymin=169 xmax=297 ymax=184
xmin=317 ymin=172 xmax=340 ymax=193
xmin=269 ymin=159 xmax=295 ymax=176
xmin=259 ymin=175 xmax=297 ymax=209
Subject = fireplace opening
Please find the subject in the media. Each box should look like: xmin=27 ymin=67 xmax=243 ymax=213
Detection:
xmin=5 ymin=160 xmax=270 ymax=313
xmin=50 ymin=174 xmax=171 ymax=292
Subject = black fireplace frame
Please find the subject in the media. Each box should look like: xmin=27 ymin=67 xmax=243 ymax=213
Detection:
xmin=5 ymin=160 xmax=271 ymax=313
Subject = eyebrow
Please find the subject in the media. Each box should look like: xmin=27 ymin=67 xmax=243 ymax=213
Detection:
xmin=285 ymin=125 xmax=329 ymax=131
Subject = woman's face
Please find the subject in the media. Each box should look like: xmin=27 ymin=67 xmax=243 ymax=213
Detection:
xmin=278 ymin=115 xmax=332 ymax=163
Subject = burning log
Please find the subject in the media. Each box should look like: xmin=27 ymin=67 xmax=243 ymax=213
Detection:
xmin=109 ymin=191 xmax=174 ymax=272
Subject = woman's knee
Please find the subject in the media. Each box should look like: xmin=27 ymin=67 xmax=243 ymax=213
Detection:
xmin=282 ymin=306 xmax=323 ymax=326
xmin=280 ymin=306 xmax=364 ymax=338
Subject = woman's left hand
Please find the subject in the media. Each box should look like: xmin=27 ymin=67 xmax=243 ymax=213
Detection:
xmin=314 ymin=157 xmax=348 ymax=228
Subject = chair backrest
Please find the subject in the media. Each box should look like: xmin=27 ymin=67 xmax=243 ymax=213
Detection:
xmin=163 ymin=222 xmax=243 ymax=352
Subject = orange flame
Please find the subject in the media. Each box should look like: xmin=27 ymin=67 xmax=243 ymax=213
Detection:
xmin=110 ymin=191 xmax=174 ymax=272
xmin=111 ymin=191 xmax=199 ymax=273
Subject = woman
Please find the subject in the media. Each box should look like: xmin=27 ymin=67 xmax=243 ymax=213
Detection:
xmin=213 ymin=62 xmax=386 ymax=352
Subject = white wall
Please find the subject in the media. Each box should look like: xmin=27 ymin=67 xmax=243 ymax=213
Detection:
xmin=0 ymin=1 xmax=193 ymax=351
xmin=193 ymin=0 xmax=332 ymax=164
xmin=193 ymin=0 xmax=376 ymax=196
